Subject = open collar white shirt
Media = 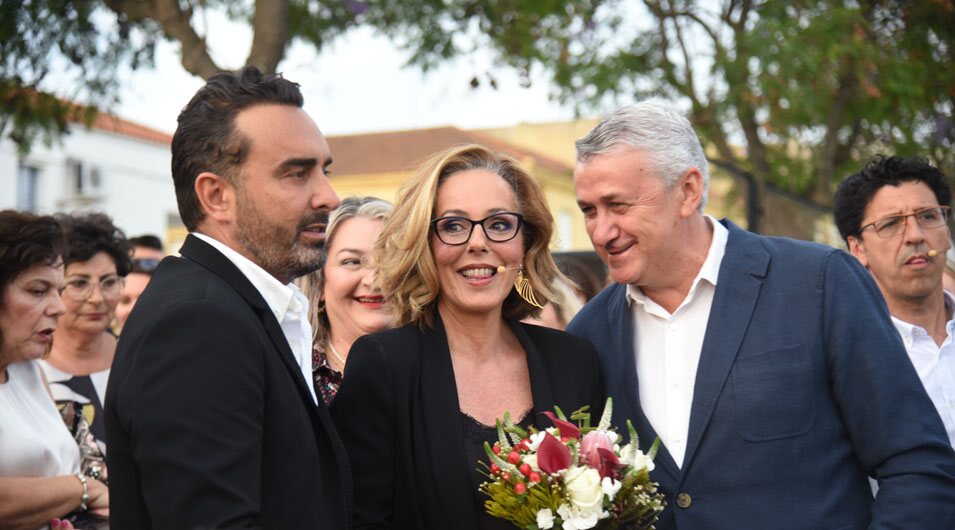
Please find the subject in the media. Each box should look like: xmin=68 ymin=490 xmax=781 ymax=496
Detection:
xmin=626 ymin=216 xmax=728 ymax=468
xmin=891 ymin=291 xmax=955 ymax=448
xmin=193 ymin=233 xmax=317 ymax=405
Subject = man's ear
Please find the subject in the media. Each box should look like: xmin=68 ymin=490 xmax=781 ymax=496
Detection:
xmin=847 ymin=235 xmax=869 ymax=268
xmin=678 ymin=167 xmax=705 ymax=217
xmin=194 ymin=172 xmax=236 ymax=224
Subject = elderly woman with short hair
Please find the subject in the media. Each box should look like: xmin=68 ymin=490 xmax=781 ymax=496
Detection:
xmin=331 ymin=144 xmax=604 ymax=529
xmin=0 ymin=210 xmax=109 ymax=529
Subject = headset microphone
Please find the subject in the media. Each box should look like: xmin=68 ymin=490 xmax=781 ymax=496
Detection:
xmin=929 ymin=249 xmax=939 ymax=258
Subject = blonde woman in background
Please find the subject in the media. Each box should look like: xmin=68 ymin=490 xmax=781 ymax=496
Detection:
xmin=298 ymin=196 xmax=394 ymax=404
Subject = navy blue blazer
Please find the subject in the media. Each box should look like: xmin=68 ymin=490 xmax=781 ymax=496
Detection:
xmin=568 ymin=220 xmax=955 ymax=530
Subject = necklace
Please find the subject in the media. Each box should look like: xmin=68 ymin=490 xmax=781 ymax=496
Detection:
xmin=327 ymin=340 xmax=347 ymax=369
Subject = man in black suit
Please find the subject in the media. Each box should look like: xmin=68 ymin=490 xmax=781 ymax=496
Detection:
xmin=105 ymin=66 xmax=349 ymax=529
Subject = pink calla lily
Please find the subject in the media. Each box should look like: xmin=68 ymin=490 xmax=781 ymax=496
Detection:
xmin=537 ymin=432 xmax=571 ymax=474
xmin=541 ymin=411 xmax=581 ymax=439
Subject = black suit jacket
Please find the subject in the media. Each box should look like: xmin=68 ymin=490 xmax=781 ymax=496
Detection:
xmin=105 ymin=234 xmax=352 ymax=529
xmin=331 ymin=313 xmax=604 ymax=529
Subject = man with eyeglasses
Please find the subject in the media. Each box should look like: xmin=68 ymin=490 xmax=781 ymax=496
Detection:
xmin=834 ymin=155 xmax=955 ymax=449
xmin=114 ymin=234 xmax=165 ymax=333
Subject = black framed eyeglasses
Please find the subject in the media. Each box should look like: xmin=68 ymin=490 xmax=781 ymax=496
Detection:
xmin=430 ymin=212 xmax=524 ymax=246
xmin=859 ymin=206 xmax=950 ymax=238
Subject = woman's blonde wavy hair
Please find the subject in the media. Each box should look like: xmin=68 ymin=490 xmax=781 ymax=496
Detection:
xmin=375 ymin=144 xmax=568 ymax=328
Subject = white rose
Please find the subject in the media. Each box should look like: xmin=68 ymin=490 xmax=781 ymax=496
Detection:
xmin=523 ymin=454 xmax=540 ymax=473
xmin=536 ymin=508 xmax=555 ymax=529
xmin=564 ymin=466 xmax=605 ymax=513
xmin=601 ymin=476 xmax=622 ymax=499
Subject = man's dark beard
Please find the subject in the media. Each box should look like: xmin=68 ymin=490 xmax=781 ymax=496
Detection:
xmin=235 ymin=196 xmax=330 ymax=283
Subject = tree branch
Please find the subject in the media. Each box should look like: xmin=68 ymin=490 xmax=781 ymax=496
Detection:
xmin=246 ymin=0 xmax=290 ymax=74
xmin=104 ymin=0 xmax=222 ymax=79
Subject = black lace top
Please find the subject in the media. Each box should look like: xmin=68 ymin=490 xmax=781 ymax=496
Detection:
xmin=461 ymin=407 xmax=535 ymax=530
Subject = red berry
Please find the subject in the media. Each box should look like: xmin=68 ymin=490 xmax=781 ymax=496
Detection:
xmin=561 ymin=436 xmax=570 ymax=443
xmin=519 ymin=463 xmax=532 ymax=476
xmin=519 ymin=438 xmax=531 ymax=451
xmin=529 ymin=472 xmax=542 ymax=483
xmin=514 ymin=482 xmax=527 ymax=495
xmin=492 ymin=444 xmax=501 ymax=455
xmin=490 ymin=463 xmax=501 ymax=475
xmin=507 ymin=451 xmax=521 ymax=465
xmin=502 ymin=472 xmax=511 ymax=481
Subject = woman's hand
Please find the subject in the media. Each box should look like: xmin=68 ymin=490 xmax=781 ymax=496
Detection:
xmin=85 ymin=478 xmax=109 ymax=518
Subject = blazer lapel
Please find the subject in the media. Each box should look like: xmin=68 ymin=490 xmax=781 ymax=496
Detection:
xmin=681 ymin=221 xmax=768 ymax=473
xmin=607 ymin=285 xmax=680 ymax=481
xmin=179 ymin=235 xmax=350 ymax=478
xmin=419 ymin=314 xmax=480 ymax=529
xmin=180 ymin=235 xmax=318 ymax=410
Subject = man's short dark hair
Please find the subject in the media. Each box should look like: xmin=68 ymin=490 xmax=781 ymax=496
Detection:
xmin=129 ymin=234 xmax=164 ymax=252
xmin=833 ymin=155 xmax=952 ymax=242
xmin=171 ymin=65 xmax=305 ymax=231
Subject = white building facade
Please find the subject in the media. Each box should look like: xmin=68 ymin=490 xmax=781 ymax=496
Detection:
xmin=0 ymin=116 xmax=180 ymax=242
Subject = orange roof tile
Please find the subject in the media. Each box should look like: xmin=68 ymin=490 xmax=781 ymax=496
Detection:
xmin=327 ymin=126 xmax=571 ymax=176
xmin=88 ymin=113 xmax=172 ymax=145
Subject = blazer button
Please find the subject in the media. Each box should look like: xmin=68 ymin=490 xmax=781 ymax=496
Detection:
xmin=676 ymin=492 xmax=692 ymax=508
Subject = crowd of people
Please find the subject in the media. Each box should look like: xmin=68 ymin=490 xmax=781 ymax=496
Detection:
xmin=1 ymin=64 xmax=954 ymax=530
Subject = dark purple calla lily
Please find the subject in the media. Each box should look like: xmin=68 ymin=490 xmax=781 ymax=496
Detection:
xmin=537 ymin=432 xmax=571 ymax=474
xmin=596 ymin=447 xmax=625 ymax=479
xmin=541 ymin=411 xmax=581 ymax=439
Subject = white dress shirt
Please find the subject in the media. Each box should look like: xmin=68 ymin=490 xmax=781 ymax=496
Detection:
xmin=627 ymin=216 xmax=728 ymax=468
xmin=193 ymin=233 xmax=318 ymax=405
xmin=891 ymin=292 xmax=955 ymax=448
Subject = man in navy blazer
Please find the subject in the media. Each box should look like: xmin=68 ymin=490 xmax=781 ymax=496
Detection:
xmin=567 ymin=99 xmax=955 ymax=529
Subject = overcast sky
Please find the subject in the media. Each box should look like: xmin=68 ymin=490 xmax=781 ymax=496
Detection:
xmin=111 ymin=19 xmax=583 ymax=137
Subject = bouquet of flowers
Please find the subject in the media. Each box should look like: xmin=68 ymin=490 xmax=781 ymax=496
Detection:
xmin=479 ymin=398 xmax=664 ymax=530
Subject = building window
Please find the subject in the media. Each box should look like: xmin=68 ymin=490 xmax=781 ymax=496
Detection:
xmin=17 ymin=164 xmax=39 ymax=211
xmin=66 ymin=158 xmax=104 ymax=196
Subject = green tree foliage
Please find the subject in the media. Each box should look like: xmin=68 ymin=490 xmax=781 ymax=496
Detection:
xmin=1 ymin=0 xmax=362 ymax=154
xmin=0 ymin=0 xmax=158 ymax=155
xmin=374 ymin=0 xmax=953 ymax=206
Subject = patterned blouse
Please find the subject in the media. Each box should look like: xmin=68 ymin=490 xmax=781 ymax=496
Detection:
xmin=312 ymin=347 xmax=343 ymax=406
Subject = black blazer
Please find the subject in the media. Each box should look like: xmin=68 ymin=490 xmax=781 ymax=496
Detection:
xmin=331 ymin=313 xmax=604 ymax=529
xmin=105 ymin=234 xmax=352 ymax=529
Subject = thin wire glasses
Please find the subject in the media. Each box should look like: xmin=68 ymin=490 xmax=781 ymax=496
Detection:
xmin=431 ymin=212 xmax=524 ymax=246
xmin=859 ymin=206 xmax=950 ymax=238
xmin=62 ymin=275 xmax=124 ymax=301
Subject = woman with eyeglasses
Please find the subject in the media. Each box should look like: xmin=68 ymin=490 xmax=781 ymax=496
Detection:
xmin=297 ymin=196 xmax=395 ymax=405
xmin=331 ymin=145 xmax=604 ymax=528
xmin=40 ymin=213 xmax=131 ymax=464
xmin=0 ymin=210 xmax=109 ymax=529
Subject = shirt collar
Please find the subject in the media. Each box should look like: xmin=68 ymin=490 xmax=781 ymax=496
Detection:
xmin=626 ymin=215 xmax=728 ymax=308
xmin=890 ymin=290 xmax=955 ymax=340
xmin=191 ymin=232 xmax=304 ymax=323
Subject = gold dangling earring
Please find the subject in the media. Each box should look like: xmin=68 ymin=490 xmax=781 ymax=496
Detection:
xmin=514 ymin=266 xmax=543 ymax=308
